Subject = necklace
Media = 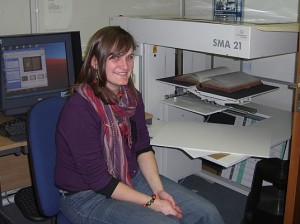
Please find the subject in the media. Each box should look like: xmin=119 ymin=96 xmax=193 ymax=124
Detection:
xmin=117 ymin=91 xmax=123 ymax=98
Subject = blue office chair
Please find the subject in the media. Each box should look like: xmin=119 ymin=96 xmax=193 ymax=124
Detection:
xmin=15 ymin=97 xmax=71 ymax=224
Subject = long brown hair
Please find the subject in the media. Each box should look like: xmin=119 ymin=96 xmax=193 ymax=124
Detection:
xmin=76 ymin=26 xmax=137 ymax=104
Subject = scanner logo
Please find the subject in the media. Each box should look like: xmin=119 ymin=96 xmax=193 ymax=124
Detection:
xmin=235 ymin=28 xmax=248 ymax=40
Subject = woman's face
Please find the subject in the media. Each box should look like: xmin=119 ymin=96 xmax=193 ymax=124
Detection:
xmin=105 ymin=48 xmax=135 ymax=94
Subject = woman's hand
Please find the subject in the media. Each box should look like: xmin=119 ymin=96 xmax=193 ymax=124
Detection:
xmin=136 ymin=152 xmax=182 ymax=218
xmin=149 ymin=190 xmax=183 ymax=219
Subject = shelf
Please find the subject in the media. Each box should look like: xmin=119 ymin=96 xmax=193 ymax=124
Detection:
xmin=195 ymin=169 xmax=250 ymax=196
xmin=187 ymin=83 xmax=279 ymax=105
xmin=161 ymin=95 xmax=227 ymax=116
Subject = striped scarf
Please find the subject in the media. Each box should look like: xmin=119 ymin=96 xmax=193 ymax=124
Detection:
xmin=76 ymin=83 xmax=137 ymax=186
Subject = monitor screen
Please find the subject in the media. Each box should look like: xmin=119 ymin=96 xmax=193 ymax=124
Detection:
xmin=0 ymin=31 xmax=82 ymax=116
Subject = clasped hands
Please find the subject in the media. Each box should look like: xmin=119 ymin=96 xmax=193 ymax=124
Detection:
xmin=150 ymin=190 xmax=183 ymax=219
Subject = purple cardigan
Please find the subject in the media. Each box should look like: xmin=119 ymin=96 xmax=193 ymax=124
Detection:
xmin=54 ymin=91 xmax=152 ymax=197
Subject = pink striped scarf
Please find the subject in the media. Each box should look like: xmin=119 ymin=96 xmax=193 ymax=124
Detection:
xmin=76 ymin=83 xmax=137 ymax=186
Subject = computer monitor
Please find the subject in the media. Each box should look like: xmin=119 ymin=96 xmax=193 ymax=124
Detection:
xmin=0 ymin=31 xmax=82 ymax=116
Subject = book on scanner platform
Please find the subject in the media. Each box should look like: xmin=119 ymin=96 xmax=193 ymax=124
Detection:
xmin=157 ymin=67 xmax=262 ymax=93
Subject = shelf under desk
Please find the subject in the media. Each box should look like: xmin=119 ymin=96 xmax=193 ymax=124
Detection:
xmin=0 ymin=154 xmax=31 ymax=192
xmin=0 ymin=115 xmax=30 ymax=192
xmin=0 ymin=138 xmax=30 ymax=192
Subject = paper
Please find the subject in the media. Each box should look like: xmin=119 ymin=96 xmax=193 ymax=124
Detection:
xmin=150 ymin=121 xmax=272 ymax=158
xmin=45 ymin=0 xmax=73 ymax=30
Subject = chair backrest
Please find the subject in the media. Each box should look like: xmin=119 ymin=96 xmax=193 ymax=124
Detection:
xmin=27 ymin=96 xmax=66 ymax=217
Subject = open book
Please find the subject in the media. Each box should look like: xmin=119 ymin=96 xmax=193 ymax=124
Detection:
xmin=158 ymin=67 xmax=262 ymax=93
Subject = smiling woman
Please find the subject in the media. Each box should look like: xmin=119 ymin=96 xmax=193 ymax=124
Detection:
xmin=54 ymin=26 xmax=225 ymax=224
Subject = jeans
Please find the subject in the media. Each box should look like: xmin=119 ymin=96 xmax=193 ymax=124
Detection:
xmin=60 ymin=170 xmax=225 ymax=224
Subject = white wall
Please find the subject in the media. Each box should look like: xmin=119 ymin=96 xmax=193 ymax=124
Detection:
xmin=0 ymin=0 xmax=179 ymax=47
xmin=1 ymin=0 xmax=298 ymax=43
xmin=33 ymin=0 xmax=180 ymax=48
xmin=0 ymin=0 xmax=31 ymax=35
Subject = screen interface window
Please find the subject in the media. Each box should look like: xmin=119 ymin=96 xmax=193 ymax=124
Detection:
xmin=4 ymin=47 xmax=48 ymax=93
xmin=2 ymin=42 xmax=68 ymax=99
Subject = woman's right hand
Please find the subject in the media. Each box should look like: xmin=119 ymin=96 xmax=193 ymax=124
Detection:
xmin=150 ymin=197 xmax=183 ymax=219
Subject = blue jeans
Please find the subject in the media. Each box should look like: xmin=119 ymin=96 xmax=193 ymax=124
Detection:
xmin=60 ymin=170 xmax=225 ymax=224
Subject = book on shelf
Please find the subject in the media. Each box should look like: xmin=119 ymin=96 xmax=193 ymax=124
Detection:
xmin=157 ymin=67 xmax=262 ymax=93
xmin=213 ymin=0 xmax=243 ymax=22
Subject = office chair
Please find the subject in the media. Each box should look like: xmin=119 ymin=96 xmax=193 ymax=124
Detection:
xmin=14 ymin=97 xmax=71 ymax=224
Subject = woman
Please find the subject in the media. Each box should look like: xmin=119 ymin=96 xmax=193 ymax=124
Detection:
xmin=54 ymin=26 xmax=224 ymax=224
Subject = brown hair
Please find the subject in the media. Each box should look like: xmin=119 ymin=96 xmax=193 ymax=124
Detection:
xmin=76 ymin=26 xmax=137 ymax=104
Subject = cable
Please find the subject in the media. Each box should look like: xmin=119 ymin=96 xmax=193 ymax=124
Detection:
xmin=0 ymin=207 xmax=16 ymax=224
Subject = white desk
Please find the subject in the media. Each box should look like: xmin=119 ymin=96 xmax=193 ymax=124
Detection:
xmin=148 ymin=102 xmax=291 ymax=168
xmin=147 ymin=102 xmax=291 ymax=194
